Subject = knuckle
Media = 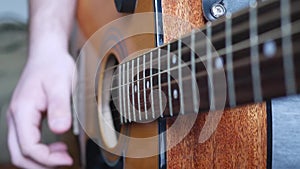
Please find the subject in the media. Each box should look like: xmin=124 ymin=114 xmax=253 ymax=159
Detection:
xmin=9 ymin=100 xmax=30 ymax=117
xmin=11 ymin=156 xmax=24 ymax=167
xmin=9 ymin=102 xmax=20 ymax=116
xmin=21 ymin=146 xmax=32 ymax=157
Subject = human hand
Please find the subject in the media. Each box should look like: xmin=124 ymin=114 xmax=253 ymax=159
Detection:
xmin=7 ymin=49 xmax=75 ymax=169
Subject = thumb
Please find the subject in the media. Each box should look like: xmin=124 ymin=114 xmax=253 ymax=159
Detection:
xmin=47 ymin=84 xmax=72 ymax=134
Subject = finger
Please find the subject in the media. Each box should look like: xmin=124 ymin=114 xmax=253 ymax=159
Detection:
xmin=7 ymin=113 xmax=47 ymax=169
xmin=49 ymin=142 xmax=68 ymax=152
xmin=47 ymin=79 xmax=72 ymax=134
xmin=12 ymin=107 xmax=73 ymax=167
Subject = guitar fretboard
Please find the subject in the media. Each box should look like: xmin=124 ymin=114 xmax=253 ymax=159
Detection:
xmin=110 ymin=0 xmax=300 ymax=124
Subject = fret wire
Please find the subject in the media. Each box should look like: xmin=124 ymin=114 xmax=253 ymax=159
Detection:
xmin=118 ymin=65 xmax=123 ymax=124
xmin=137 ymin=57 xmax=142 ymax=121
xmin=110 ymin=2 xmax=300 ymax=123
xmin=112 ymin=53 xmax=300 ymax=122
xmin=214 ymin=16 xmax=298 ymax=59
xmin=122 ymin=64 xmax=127 ymax=123
xmin=191 ymin=30 xmax=198 ymax=113
xmin=150 ymin=52 xmax=155 ymax=119
xmin=131 ymin=59 xmax=136 ymax=121
xmin=110 ymin=48 xmax=300 ymax=113
xmin=109 ymin=20 xmax=299 ymax=94
xmin=207 ymin=22 xmax=215 ymax=110
xmin=109 ymin=21 xmax=300 ymax=93
xmin=110 ymin=7 xmax=298 ymax=82
xmin=110 ymin=36 xmax=300 ymax=123
xmin=178 ymin=39 xmax=185 ymax=114
xmin=226 ymin=13 xmax=237 ymax=107
xmin=143 ymin=54 xmax=148 ymax=120
xmin=100 ymin=0 xmax=291 ymax=75
xmin=281 ymin=0 xmax=296 ymax=94
xmin=167 ymin=44 xmax=173 ymax=116
xmin=127 ymin=62 xmax=131 ymax=122
xmin=110 ymin=45 xmax=300 ymax=117
xmin=250 ymin=2 xmax=263 ymax=102
xmin=158 ymin=48 xmax=163 ymax=117
xmin=219 ymin=23 xmax=297 ymax=58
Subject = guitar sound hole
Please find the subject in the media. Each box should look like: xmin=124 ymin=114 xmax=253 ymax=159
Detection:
xmin=98 ymin=54 xmax=122 ymax=149
xmin=110 ymin=98 xmax=121 ymax=133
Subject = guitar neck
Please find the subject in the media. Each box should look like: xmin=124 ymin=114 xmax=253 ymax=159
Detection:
xmin=112 ymin=0 xmax=300 ymax=123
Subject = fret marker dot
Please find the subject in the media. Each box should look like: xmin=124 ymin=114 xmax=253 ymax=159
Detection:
xmin=263 ymin=40 xmax=276 ymax=58
xmin=146 ymin=81 xmax=150 ymax=89
xmin=214 ymin=57 xmax=224 ymax=70
xmin=172 ymin=54 xmax=177 ymax=64
xmin=173 ymin=89 xmax=178 ymax=99
xmin=134 ymin=85 xmax=137 ymax=93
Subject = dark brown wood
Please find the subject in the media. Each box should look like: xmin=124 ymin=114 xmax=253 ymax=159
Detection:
xmin=162 ymin=0 xmax=267 ymax=168
xmin=166 ymin=103 xmax=267 ymax=169
xmin=113 ymin=0 xmax=300 ymax=122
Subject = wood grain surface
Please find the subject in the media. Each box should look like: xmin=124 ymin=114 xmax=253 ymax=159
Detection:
xmin=162 ymin=0 xmax=267 ymax=168
xmin=77 ymin=0 xmax=158 ymax=168
xmin=167 ymin=104 xmax=267 ymax=169
xmin=162 ymin=0 xmax=205 ymax=43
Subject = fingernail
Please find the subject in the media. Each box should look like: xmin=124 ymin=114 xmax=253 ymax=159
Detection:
xmin=50 ymin=118 xmax=69 ymax=131
xmin=63 ymin=156 xmax=73 ymax=165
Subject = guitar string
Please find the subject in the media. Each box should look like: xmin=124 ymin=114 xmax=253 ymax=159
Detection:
xmin=110 ymin=47 xmax=298 ymax=103
xmin=98 ymin=30 xmax=299 ymax=110
xmin=106 ymin=50 xmax=300 ymax=120
xmin=98 ymin=19 xmax=300 ymax=93
xmin=102 ymin=9 xmax=298 ymax=83
xmin=99 ymin=1 xmax=299 ymax=123
xmin=91 ymin=0 xmax=296 ymax=75
xmin=108 ymin=34 xmax=300 ymax=121
xmin=94 ymin=27 xmax=299 ymax=108
xmin=108 ymin=56 xmax=298 ymax=121
xmin=79 ymin=7 xmax=299 ymax=119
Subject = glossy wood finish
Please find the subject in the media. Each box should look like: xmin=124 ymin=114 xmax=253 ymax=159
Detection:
xmin=162 ymin=0 xmax=205 ymax=42
xmin=167 ymin=104 xmax=267 ymax=169
xmin=77 ymin=0 xmax=269 ymax=168
xmin=77 ymin=0 xmax=158 ymax=168
xmin=162 ymin=0 xmax=267 ymax=168
xmin=125 ymin=122 xmax=159 ymax=169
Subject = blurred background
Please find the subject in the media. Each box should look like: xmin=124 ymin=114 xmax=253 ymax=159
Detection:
xmin=0 ymin=0 xmax=28 ymax=22
xmin=0 ymin=0 xmax=28 ymax=166
xmin=0 ymin=1 xmax=80 ymax=168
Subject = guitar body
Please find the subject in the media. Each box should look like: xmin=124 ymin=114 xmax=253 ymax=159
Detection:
xmin=161 ymin=1 xmax=267 ymax=168
xmin=76 ymin=0 xmax=159 ymax=168
xmin=76 ymin=0 xmax=268 ymax=168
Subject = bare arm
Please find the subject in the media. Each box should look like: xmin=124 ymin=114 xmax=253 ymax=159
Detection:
xmin=29 ymin=0 xmax=76 ymax=58
xmin=7 ymin=0 xmax=77 ymax=168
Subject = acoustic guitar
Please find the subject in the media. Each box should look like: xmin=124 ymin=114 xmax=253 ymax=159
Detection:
xmin=73 ymin=0 xmax=300 ymax=168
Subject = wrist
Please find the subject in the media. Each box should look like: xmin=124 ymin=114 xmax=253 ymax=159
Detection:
xmin=29 ymin=34 xmax=69 ymax=58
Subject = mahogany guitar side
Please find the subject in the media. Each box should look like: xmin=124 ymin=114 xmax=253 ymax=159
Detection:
xmin=76 ymin=0 xmax=268 ymax=168
xmin=161 ymin=0 xmax=267 ymax=168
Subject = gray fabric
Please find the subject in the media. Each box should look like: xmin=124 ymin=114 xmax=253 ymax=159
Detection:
xmin=0 ymin=102 xmax=10 ymax=163
xmin=0 ymin=21 xmax=58 ymax=164
xmin=0 ymin=21 xmax=27 ymax=164
xmin=272 ymin=95 xmax=300 ymax=169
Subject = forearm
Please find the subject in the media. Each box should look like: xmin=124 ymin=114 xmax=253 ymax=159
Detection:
xmin=8 ymin=1 xmax=77 ymax=168
xmin=29 ymin=0 xmax=77 ymax=57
